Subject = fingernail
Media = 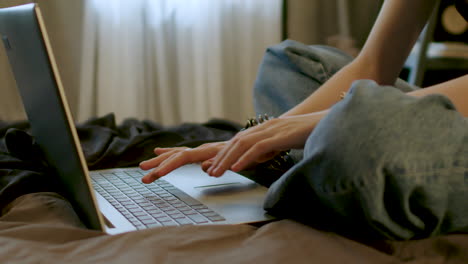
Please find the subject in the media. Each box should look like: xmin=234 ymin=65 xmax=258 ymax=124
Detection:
xmin=207 ymin=167 xmax=214 ymax=175
xmin=231 ymin=162 xmax=241 ymax=172
xmin=209 ymin=168 xmax=217 ymax=177
xmin=142 ymin=175 xmax=150 ymax=183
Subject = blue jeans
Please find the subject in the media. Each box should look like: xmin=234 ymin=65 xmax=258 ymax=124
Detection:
xmin=254 ymin=40 xmax=468 ymax=240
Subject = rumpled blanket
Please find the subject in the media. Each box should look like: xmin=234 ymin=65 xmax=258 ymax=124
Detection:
xmin=1 ymin=114 xmax=468 ymax=263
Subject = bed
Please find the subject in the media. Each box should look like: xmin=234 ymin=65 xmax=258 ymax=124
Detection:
xmin=1 ymin=114 xmax=467 ymax=263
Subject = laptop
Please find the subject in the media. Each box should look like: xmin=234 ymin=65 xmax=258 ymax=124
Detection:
xmin=0 ymin=3 xmax=274 ymax=234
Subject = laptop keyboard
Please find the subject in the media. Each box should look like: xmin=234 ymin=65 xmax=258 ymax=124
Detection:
xmin=90 ymin=169 xmax=225 ymax=229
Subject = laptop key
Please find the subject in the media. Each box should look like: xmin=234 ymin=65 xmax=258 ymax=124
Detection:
xmin=158 ymin=205 xmax=173 ymax=211
xmin=135 ymin=224 xmax=146 ymax=230
xmin=133 ymin=211 xmax=147 ymax=217
xmin=147 ymin=208 xmax=162 ymax=214
xmin=166 ymin=189 xmax=203 ymax=206
xmin=175 ymin=217 xmax=194 ymax=225
xmin=186 ymin=214 xmax=209 ymax=224
xmin=200 ymin=211 xmax=219 ymax=218
xmin=155 ymin=216 xmax=171 ymax=222
xmin=207 ymin=215 xmax=226 ymax=222
xmin=160 ymin=220 xmax=178 ymax=226
xmin=141 ymin=218 xmax=158 ymax=225
xmin=137 ymin=215 xmax=153 ymax=221
xmin=164 ymin=209 xmax=178 ymax=215
xmin=169 ymin=213 xmax=185 ymax=219
xmin=176 ymin=205 xmax=191 ymax=210
xmin=181 ymin=210 xmax=198 ymax=215
xmin=146 ymin=222 xmax=162 ymax=228
xmin=197 ymin=208 xmax=213 ymax=214
xmin=149 ymin=212 xmax=166 ymax=218
xmin=190 ymin=205 xmax=208 ymax=210
xmin=166 ymin=198 xmax=179 ymax=203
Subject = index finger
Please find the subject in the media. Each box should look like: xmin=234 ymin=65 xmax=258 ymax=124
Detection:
xmin=142 ymin=147 xmax=219 ymax=183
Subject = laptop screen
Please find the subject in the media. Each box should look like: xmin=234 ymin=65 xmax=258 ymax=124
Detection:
xmin=0 ymin=3 xmax=104 ymax=230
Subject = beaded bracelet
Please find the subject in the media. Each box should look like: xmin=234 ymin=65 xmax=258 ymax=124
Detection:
xmin=241 ymin=114 xmax=294 ymax=174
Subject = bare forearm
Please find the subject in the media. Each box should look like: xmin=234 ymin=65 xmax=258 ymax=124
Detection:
xmin=409 ymin=74 xmax=468 ymax=117
xmin=279 ymin=66 xmax=349 ymax=117
xmin=281 ymin=0 xmax=436 ymax=118
xmin=283 ymin=73 xmax=467 ymax=123
xmin=281 ymin=57 xmax=384 ymax=117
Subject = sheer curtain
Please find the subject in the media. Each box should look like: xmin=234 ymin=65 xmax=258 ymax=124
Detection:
xmin=79 ymin=0 xmax=282 ymax=125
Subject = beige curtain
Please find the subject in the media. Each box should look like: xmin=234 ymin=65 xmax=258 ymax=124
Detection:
xmin=78 ymin=0 xmax=283 ymax=125
xmin=0 ymin=0 xmax=384 ymax=122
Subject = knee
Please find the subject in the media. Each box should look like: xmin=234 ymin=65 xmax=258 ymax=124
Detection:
xmin=300 ymin=80 xmax=468 ymax=239
xmin=304 ymin=79 xmax=463 ymax=167
xmin=253 ymin=40 xmax=353 ymax=116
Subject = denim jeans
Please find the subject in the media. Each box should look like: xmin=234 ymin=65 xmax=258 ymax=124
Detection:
xmin=254 ymin=40 xmax=468 ymax=240
xmin=253 ymin=40 xmax=417 ymax=163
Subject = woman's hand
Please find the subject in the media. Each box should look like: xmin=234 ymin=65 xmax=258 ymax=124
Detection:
xmin=140 ymin=142 xmax=227 ymax=183
xmin=206 ymin=113 xmax=321 ymax=177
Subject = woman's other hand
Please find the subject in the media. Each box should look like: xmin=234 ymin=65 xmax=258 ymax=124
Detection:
xmin=140 ymin=142 xmax=227 ymax=183
xmin=206 ymin=113 xmax=322 ymax=177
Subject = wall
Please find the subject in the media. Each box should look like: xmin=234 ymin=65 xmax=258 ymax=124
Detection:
xmin=0 ymin=0 xmax=84 ymax=121
xmin=287 ymin=0 xmax=384 ymax=48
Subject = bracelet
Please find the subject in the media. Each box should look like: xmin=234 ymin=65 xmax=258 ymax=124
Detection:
xmin=340 ymin=91 xmax=347 ymax=100
xmin=241 ymin=113 xmax=271 ymax=130
xmin=241 ymin=114 xmax=294 ymax=174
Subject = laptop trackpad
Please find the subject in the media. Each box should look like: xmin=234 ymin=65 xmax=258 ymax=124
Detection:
xmin=195 ymin=182 xmax=258 ymax=195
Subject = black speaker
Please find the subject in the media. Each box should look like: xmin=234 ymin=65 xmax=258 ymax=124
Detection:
xmin=433 ymin=0 xmax=468 ymax=43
